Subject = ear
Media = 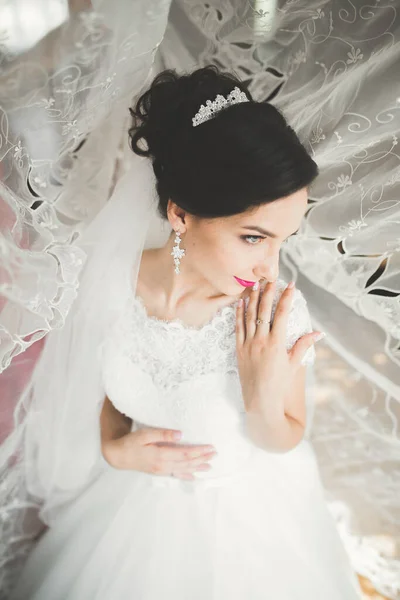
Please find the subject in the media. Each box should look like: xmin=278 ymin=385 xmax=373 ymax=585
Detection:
xmin=167 ymin=200 xmax=187 ymax=231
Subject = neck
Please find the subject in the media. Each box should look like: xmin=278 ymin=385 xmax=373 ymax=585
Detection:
xmin=150 ymin=233 xmax=230 ymax=310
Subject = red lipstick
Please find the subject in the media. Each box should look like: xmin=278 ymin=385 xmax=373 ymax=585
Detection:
xmin=234 ymin=276 xmax=256 ymax=288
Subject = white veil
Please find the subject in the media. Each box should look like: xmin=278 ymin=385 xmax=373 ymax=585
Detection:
xmin=0 ymin=153 xmax=172 ymax=596
xmin=1 ymin=1 xmax=400 ymax=597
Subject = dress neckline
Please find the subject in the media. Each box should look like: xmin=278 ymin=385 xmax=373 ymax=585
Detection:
xmin=132 ymin=293 xmax=239 ymax=333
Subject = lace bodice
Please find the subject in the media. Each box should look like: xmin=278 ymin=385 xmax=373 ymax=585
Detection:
xmin=100 ymin=278 xmax=314 ymax=409
xmin=98 ymin=279 xmax=315 ymax=478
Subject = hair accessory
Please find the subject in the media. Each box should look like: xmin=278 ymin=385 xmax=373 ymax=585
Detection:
xmin=171 ymin=230 xmax=186 ymax=274
xmin=192 ymin=86 xmax=249 ymax=127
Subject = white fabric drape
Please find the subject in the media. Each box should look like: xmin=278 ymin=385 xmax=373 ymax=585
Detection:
xmin=157 ymin=3 xmax=400 ymax=595
xmin=0 ymin=1 xmax=399 ymax=598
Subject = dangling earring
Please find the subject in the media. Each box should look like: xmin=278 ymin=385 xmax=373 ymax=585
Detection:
xmin=171 ymin=230 xmax=186 ymax=275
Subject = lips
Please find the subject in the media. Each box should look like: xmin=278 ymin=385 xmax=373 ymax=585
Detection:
xmin=234 ymin=276 xmax=256 ymax=287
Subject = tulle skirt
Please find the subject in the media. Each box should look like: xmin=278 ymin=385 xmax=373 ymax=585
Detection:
xmin=11 ymin=440 xmax=363 ymax=599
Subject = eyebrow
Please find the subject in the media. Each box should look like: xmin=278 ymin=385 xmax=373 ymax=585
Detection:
xmin=242 ymin=226 xmax=300 ymax=239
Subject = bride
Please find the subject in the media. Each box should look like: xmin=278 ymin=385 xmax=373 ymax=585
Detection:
xmin=8 ymin=65 xmax=363 ymax=599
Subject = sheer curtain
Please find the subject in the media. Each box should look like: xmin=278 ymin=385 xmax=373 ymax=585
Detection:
xmin=1 ymin=1 xmax=399 ymax=598
xmin=0 ymin=1 xmax=171 ymax=595
xmin=156 ymin=2 xmax=400 ymax=595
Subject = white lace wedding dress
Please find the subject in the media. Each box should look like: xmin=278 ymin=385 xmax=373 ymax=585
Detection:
xmin=11 ymin=280 xmax=363 ymax=600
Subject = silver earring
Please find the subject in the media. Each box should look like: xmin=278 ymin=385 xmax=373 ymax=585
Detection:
xmin=171 ymin=230 xmax=186 ymax=275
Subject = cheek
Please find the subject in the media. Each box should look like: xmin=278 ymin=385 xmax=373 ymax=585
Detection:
xmin=190 ymin=232 xmax=242 ymax=273
xmin=189 ymin=237 xmax=221 ymax=266
xmin=209 ymin=244 xmax=242 ymax=273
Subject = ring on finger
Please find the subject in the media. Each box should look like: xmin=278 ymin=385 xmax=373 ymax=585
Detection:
xmin=256 ymin=317 xmax=271 ymax=326
xmin=246 ymin=315 xmax=270 ymax=326
xmin=256 ymin=281 xmax=274 ymax=327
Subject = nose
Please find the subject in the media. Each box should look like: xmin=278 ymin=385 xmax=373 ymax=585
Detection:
xmin=256 ymin=256 xmax=279 ymax=283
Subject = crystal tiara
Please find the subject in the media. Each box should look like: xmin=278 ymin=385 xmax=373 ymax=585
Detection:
xmin=192 ymin=86 xmax=249 ymax=127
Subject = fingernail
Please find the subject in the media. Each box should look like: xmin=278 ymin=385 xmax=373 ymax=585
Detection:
xmin=173 ymin=432 xmax=182 ymax=440
xmin=238 ymin=298 xmax=243 ymax=307
xmin=287 ymin=281 xmax=295 ymax=289
xmin=252 ymin=281 xmax=259 ymax=291
xmin=314 ymin=332 xmax=326 ymax=342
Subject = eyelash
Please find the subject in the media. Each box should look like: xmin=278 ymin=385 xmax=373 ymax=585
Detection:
xmin=242 ymin=235 xmax=265 ymax=245
xmin=241 ymin=235 xmax=292 ymax=246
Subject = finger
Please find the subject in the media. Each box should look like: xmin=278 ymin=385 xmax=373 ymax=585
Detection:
xmin=160 ymin=452 xmax=216 ymax=476
xmin=245 ymin=280 xmax=261 ymax=340
xmin=193 ymin=463 xmax=213 ymax=471
xmin=185 ymin=463 xmax=212 ymax=475
xmin=139 ymin=428 xmax=182 ymax=445
xmin=185 ymin=453 xmax=216 ymax=468
xmin=174 ymin=472 xmax=196 ymax=481
xmin=174 ymin=462 xmax=212 ymax=476
xmin=254 ymin=280 xmax=275 ymax=340
xmin=236 ymin=297 xmax=245 ymax=346
xmin=158 ymin=446 xmax=216 ymax=463
xmin=270 ymin=282 xmax=295 ymax=341
xmin=289 ymin=332 xmax=324 ymax=366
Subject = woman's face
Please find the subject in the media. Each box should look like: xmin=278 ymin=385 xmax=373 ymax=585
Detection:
xmin=168 ymin=186 xmax=309 ymax=297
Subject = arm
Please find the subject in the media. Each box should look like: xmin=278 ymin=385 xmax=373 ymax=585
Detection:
xmin=100 ymin=396 xmax=133 ymax=464
xmin=245 ymin=366 xmax=307 ymax=453
xmin=99 ymin=396 xmax=217 ymax=477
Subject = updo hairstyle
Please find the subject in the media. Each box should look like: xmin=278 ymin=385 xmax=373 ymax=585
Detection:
xmin=128 ymin=65 xmax=318 ymax=221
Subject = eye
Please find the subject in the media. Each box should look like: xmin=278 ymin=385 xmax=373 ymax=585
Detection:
xmin=241 ymin=231 xmax=299 ymax=246
xmin=241 ymin=235 xmax=265 ymax=245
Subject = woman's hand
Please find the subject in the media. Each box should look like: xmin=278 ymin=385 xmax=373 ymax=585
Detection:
xmin=102 ymin=426 xmax=217 ymax=481
xmin=236 ymin=280 xmax=323 ymax=419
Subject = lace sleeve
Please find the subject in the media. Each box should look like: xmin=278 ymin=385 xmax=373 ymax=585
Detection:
xmin=243 ymin=282 xmax=316 ymax=367
xmin=282 ymin=287 xmax=316 ymax=367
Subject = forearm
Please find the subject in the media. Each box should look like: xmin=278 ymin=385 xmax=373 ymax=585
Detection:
xmin=99 ymin=396 xmax=134 ymax=468
xmin=245 ymin=408 xmax=305 ymax=453
xmin=100 ymin=396 xmax=132 ymax=445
